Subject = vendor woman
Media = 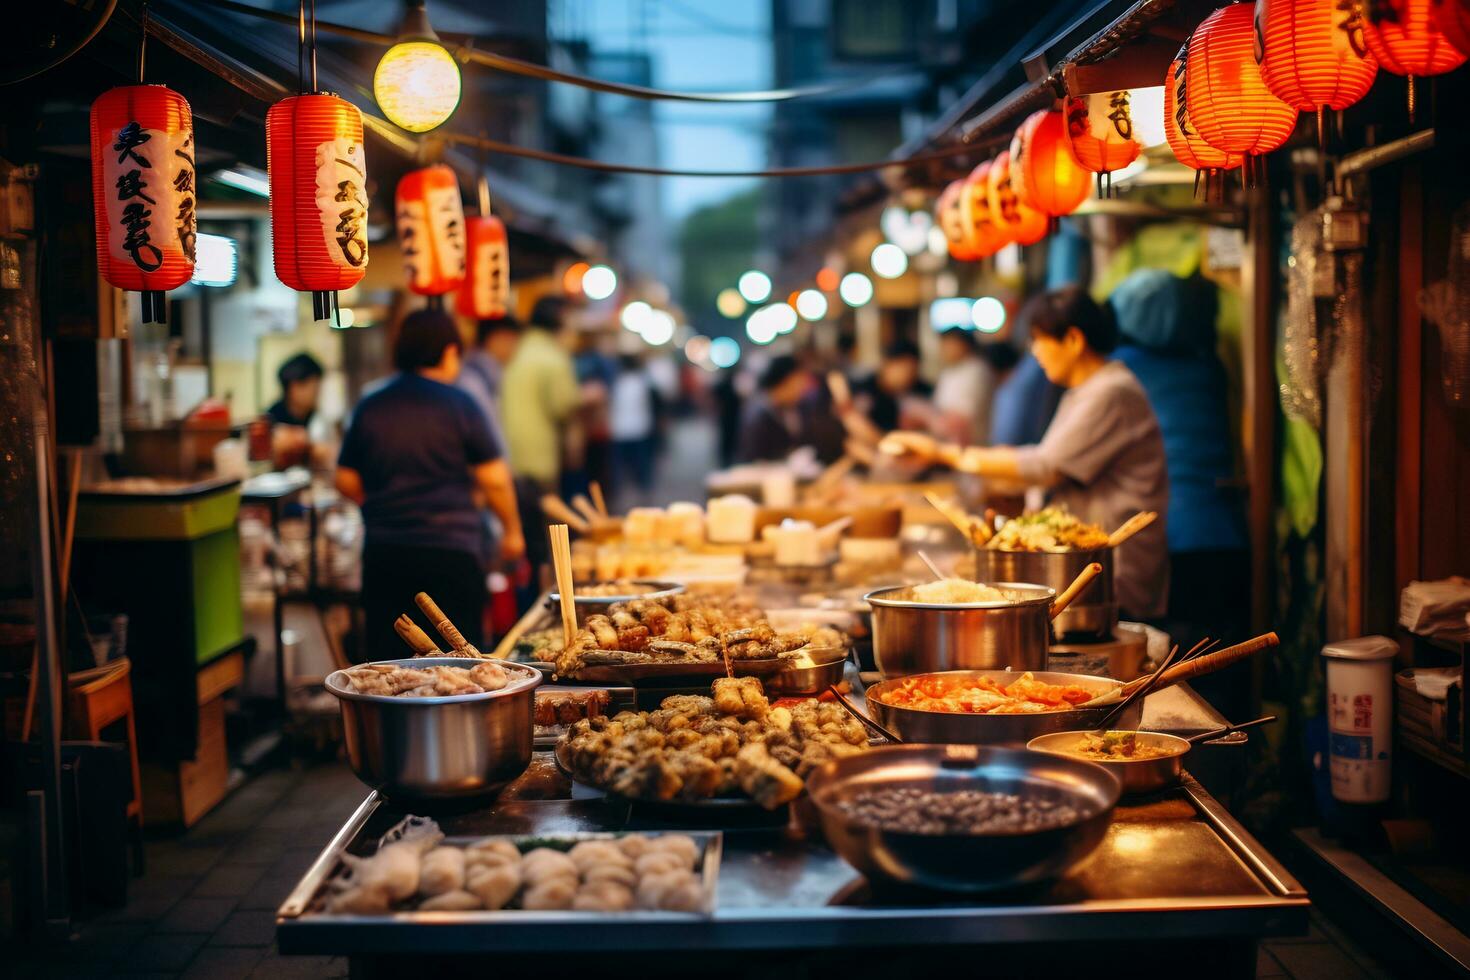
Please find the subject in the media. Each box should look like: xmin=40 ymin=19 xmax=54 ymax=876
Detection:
xmin=882 ymin=286 xmax=1169 ymax=619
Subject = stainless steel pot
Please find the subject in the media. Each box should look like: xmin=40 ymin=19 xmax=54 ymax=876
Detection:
xmin=325 ymin=658 xmax=542 ymax=802
xmin=863 ymin=669 xmax=1143 ymax=746
xmin=806 ymin=743 xmax=1120 ymax=892
xmin=865 ymin=583 xmax=1055 ymax=678
xmin=977 ymin=548 xmax=1115 ymax=640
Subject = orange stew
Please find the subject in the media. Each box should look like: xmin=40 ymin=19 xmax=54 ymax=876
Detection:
xmin=874 ymin=672 xmax=1097 ymax=715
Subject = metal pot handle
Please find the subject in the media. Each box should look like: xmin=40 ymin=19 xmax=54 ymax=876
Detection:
xmin=1050 ymin=562 xmax=1103 ymax=620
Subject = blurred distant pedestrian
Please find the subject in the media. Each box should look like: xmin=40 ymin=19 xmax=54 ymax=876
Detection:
xmin=501 ymin=296 xmax=581 ymax=491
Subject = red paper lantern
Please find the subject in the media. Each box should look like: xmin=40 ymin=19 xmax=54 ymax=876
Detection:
xmin=1062 ymin=91 xmax=1143 ymax=193
xmin=1255 ymin=0 xmax=1379 ymax=113
xmin=986 ymin=150 xmax=1049 ymax=246
xmin=396 ymin=164 xmax=466 ymax=297
xmin=935 ymin=180 xmax=979 ymax=260
xmin=1009 ymin=109 xmax=1092 ymax=217
xmin=458 ymin=214 xmax=510 ymax=319
xmin=1185 ymin=3 xmax=1299 ymax=172
xmin=1363 ymin=0 xmax=1468 ymax=113
xmin=90 ymin=84 xmax=196 ymax=323
xmin=1436 ymin=0 xmax=1470 ymax=57
xmin=266 ymin=94 xmax=369 ymax=322
xmin=1164 ymin=46 xmax=1243 ymax=194
xmin=962 ymin=161 xmax=1011 ymax=258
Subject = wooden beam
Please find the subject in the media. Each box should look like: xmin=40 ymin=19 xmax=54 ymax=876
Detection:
xmin=1241 ymin=168 xmax=1277 ymax=638
xmin=1062 ymin=39 xmax=1180 ymax=94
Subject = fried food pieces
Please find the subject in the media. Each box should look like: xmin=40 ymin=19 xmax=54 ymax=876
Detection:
xmin=874 ymin=671 xmax=1096 ymax=714
xmin=562 ymin=678 xmax=869 ymax=809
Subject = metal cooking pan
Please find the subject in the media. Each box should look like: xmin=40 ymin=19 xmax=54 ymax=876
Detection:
xmin=863 ymin=669 xmax=1143 ymax=746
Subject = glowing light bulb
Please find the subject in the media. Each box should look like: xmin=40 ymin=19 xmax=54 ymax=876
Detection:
xmin=582 ymin=265 xmax=618 ymax=300
xmin=839 ymin=272 xmax=874 ymax=307
xmin=795 ymin=289 xmax=828 ymax=321
xmin=871 ymin=242 xmax=908 ymax=279
xmin=716 ymin=287 xmax=747 ymax=318
xmin=710 ymin=336 xmax=741 ymax=368
xmin=738 ymin=270 xmax=772 ymax=304
xmin=374 ymin=40 xmax=462 ymax=133
xmin=972 ymin=296 xmax=1007 ymax=333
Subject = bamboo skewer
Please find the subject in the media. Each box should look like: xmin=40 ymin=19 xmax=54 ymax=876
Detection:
xmin=540 ymin=494 xmax=590 ymax=533
xmin=571 ymin=495 xmax=600 ymax=525
xmin=414 ymin=592 xmax=480 ymax=657
xmin=394 ymin=614 xmax=442 ymax=656
xmin=924 ymin=492 xmax=991 ymax=547
xmin=589 ymin=481 xmax=609 ymax=518
xmin=1049 ymin=562 xmax=1103 ymax=621
xmin=548 ymin=523 xmax=579 ymax=652
xmin=916 ymin=550 xmax=947 ymax=582
xmin=1107 ymin=511 xmax=1158 ymax=548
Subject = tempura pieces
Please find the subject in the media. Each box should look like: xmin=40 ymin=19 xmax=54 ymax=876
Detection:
xmin=561 ymin=677 xmax=869 ymax=809
xmin=874 ymin=671 xmax=1097 ymax=715
xmin=341 ymin=661 xmax=510 ymax=698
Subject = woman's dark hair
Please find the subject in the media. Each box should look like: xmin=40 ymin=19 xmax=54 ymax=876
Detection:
xmin=883 ymin=339 xmax=920 ymax=362
xmin=977 ymin=341 xmax=1021 ymax=374
xmin=529 ymin=295 xmax=567 ymax=330
xmin=937 ymin=326 xmax=978 ymax=350
xmin=395 ymin=309 xmax=463 ymax=371
xmin=476 ymin=316 xmax=521 ymax=345
xmin=1020 ymin=286 xmax=1118 ymax=354
xmin=759 ymin=354 xmax=802 ymax=391
xmin=277 ymin=352 xmax=323 ymax=388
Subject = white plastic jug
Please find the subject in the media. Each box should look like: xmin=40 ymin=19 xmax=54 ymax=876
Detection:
xmin=1323 ymin=636 xmax=1397 ymax=804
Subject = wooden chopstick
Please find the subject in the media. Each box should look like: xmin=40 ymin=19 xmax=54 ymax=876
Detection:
xmin=571 ymin=495 xmax=600 ymax=525
xmin=1117 ymin=632 xmax=1280 ymax=699
xmin=541 ymin=494 xmax=590 ymax=534
xmin=394 ymin=615 xmax=442 ymax=656
xmin=589 ymin=481 xmax=609 ymax=518
xmin=548 ymin=524 xmax=579 ymax=652
xmin=415 ymin=592 xmax=480 ymax=657
xmin=1108 ymin=511 xmax=1158 ymax=548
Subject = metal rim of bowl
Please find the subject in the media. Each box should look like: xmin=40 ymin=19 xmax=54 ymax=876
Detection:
xmin=549 ymin=581 xmax=686 ymax=604
xmin=863 ymin=582 xmax=1057 ymax=611
xmin=1026 ymin=730 xmax=1192 ymax=765
xmin=806 ymin=744 xmax=1121 ymax=840
xmin=980 ymin=544 xmax=1114 ymax=556
xmin=865 ymin=670 xmax=1122 ymax=717
xmin=324 ymin=657 xmax=543 ymax=705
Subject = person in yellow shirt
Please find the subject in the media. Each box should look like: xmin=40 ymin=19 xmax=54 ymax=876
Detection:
xmin=499 ymin=296 xmax=581 ymax=490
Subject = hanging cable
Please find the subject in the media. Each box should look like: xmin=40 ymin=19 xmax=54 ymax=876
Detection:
xmin=201 ymin=0 xmax=913 ymax=104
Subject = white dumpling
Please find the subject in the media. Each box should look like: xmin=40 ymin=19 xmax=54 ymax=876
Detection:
xmin=464 ymin=839 xmax=522 ymax=869
xmin=635 ymin=869 xmax=702 ymax=912
xmin=616 ymin=833 xmax=653 ymax=859
xmin=567 ymin=841 xmax=632 ymax=875
xmin=522 ymin=877 xmax=577 ymax=910
xmin=655 ymin=873 xmax=705 ymax=913
xmin=353 ymin=841 xmax=421 ymax=902
xmin=634 ymin=851 xmax=686 ymax=878
xmin=419 ymin=889 xmax=481 ymax=911
xmin=418 ymin=847 xmax=466 ymax=897
xmin=466 ymin=862 xmax=522 ymax=910
xmin=583 ymin=863 xmax=637 ymax=889
xmin=572 ymin=880 xmax=635 ymax=912
xmin=327 ymin=882 xmax=391 ymax=914
xmin=647 ymin=834 xmax=699 ymax=868
xmin=521 ymin=848 xmax=579 ymax=886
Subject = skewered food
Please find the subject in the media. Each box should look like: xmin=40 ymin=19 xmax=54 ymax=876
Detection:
xmin=907 ymin=578 xmax=1018 ymax=604
xmin=561 ymin=678 xmax=869 ymax=808
xmin=320 ymin=825 xmax=711 ymax=914
xmin=534 ymin=689 xmax=611 ymax=728
xmin=873 ymin=671 xmax=1097 ymax=715
xmin=835 ymin=786 xmax=1094 ymax=835
xmin=987 ymin=507 xmax=1110 ymax=552
xmin=340 ymin=661 xmax=515 ymax=698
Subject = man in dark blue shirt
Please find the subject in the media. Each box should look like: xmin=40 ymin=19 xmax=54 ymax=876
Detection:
xmin=337 ymin=310 xmax=525 ymax=661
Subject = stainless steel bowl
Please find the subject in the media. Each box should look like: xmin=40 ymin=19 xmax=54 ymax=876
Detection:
xmin=863 ymin=669 xmax=1143 ymax=746
xmin=325 ymin=658 xmax=542 ymax=802
xmin=748 ymin=646 xmax=851 ymax=696
xmin=548 ymin=580 xmax=686 ymax=624
xmin=865 ymin=583 xmax=1055 ymax=679
xmin=977 ymin=548 xmax=1115 ymax=639
xmin=806 ymin=743 xmax=1120 ymax=892
xmin=1027 ymin=730 xmax=1190 ymax=795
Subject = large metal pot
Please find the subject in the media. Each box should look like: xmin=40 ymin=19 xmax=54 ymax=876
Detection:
xmin=865 ymin=583 xmax=1055 ymax=678
xmin=863 ymin=669 xmax=1143 ymax=746
xmin=325 ymin=658 xmax=542 ymax=802
xmin=977 ymin=548 xmax=1115 ymax=640
xmin=806 ymin=744 xmax=1120 ymax=892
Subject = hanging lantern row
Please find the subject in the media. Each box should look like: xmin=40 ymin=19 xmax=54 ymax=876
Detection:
xmin=459 ymin=176 xmax=510 ymax=320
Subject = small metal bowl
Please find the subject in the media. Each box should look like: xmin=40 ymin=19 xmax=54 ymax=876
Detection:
xmin=806 ymin=744 xmax=1120 ymax=892
xmin=1026 ymin=730 xmax=1191 ymax=795
xmin=742 ymin=645 xmax=851 ymax=696
xmin=325 ymin=658 xmax=543 ymax=803
xmin=548 ymin=580 xmax=686 ymax=623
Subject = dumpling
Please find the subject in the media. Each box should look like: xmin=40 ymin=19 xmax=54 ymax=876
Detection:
xmin=567 ymin=841 xmax=632 ymax=875
xmin=419 ymin=889 xmax=481 ymax=911
xmin=466 ymin=862 xmax=521 ymax=910
xmin=468 ymin=661 xmax=509 ymax=691
xmin=635 ymin=868 xmax=700 ymax=910
xmin=634 ymin=851 xmax=686 ymax=878
xmin=521 ymin=848 xmax=579 ymax=886
xmin=352 ymin=841 xmax=422 ymax=902
xmin=616 ymin=833 xmax=653 ymax=859
xmin=582 ymin=863 xmax=637 ymax=889
xmin=572 ymin=880 xmax=634 ymax=912
xmin=646 ymin=834 xmax=699 ymax=868
xmin=418 ymin=847 xmax=465 ymax=896
xmin=465 ymin=838 xmax=522 ymax=869
xmin=654 ymin=872 xmax=705 ymax=913
xmin=522 ymin=877 xmax=577 ymax=910
xmin=327 ymin=882 xmax=391 ymax=914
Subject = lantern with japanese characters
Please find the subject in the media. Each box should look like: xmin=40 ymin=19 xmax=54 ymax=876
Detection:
xmin=1255 ymin=0 xmax=1378 ymax=121
xmin=936 ymin=180 xmax=979 ymax=260
xmin=90 ymin=84 xmax=196 ymax=324
xmin=1062 ymin=90 xmax=1143 ymax=195
xmin=266 ymin=93 xmax=370 ymax=323
xmin=396 ymin=164 xmax=466 ymax=301
xmin=986 ymin=149 xmax=1049 ymax=246
xmin=962 ymin=160 xmax=1011 ymax=258
xmin=458 ymin=214 xmax=510 ymax=319
xmin=1185 ymin=2 xmax=1299 ymax=184
xmin=1164 ymin=45 xmax=1243 ymax=198
xmin=1362 ymin=0 xmax=1468 ymax=116
xmin=1010 ymin=109 xmax=1092 ymax=217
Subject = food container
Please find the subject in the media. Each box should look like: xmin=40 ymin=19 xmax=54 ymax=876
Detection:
xmin=1026 ymin=730 xmax=1191 ymax=795
xmin=744 ymin=645 xmax=851 ymax=697
xmin=805 ymin=743 xmax=1120 ymax=892
xmin=865 ymin=583 xmax=1056 ymax=677
xmin=863 ymin=669 xmax=1143 ymax=746
xmin=547 ymin=580 xmax=686 ymax=624
xmin=325 ymin=658 xmax=542 ymax=803
xmin=977 ymin=548 xmax=1115 ymax=640
xmin=1323 ymin=636 xmax=1397 ymax=803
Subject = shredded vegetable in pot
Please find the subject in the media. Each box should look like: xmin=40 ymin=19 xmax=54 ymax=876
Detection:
xmin=987 ymin=507 xmax=1110 ymax=552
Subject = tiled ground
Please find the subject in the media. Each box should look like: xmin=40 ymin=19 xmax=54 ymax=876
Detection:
xmin=14 ymin=754 xmax=1395 ymax=979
